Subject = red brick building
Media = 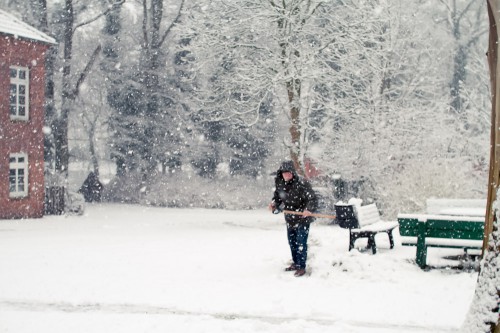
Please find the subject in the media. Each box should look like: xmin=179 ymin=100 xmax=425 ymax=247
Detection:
xmin=0 ymin=10 xmax=56 ymax=219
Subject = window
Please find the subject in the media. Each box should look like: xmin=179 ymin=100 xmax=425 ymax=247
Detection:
xmin=9 ymin=153 xmax=28 ymax=198
xmin=9 ymin=66 xmax=29 ymax=120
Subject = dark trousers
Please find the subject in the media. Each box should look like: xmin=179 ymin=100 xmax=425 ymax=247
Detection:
xmin=286 ymin=222 xmax=310 ymax=269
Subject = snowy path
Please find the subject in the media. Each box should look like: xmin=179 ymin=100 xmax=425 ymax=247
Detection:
xmin=0 ymin=299 xmax=458 ymax=332
xmin=0 ymin=204 xmax=477 ymax=332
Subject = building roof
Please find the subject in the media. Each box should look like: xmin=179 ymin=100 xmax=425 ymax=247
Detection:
xmin=0 ymin=9 xmax=56 ymax=45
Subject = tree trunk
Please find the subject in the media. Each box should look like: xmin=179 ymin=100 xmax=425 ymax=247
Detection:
xmin=45 ymin=47 xmax=57 ymax=172
xmin=287 ymin=79 xmax=303 ymax=175
xmin=276 ymin=3 xmax=305 ymax=175
xmin=88 ymin=123 xmax=99 ymax=178
xmin=139 ymin=0 xmax=164 ymax=175
xmin=54 ymin=0 xmax=74 ymax=177
xmin=146 ymin=0 xmax=162 ymax=89
xmin=29 ymin=0 xmax=58 ymax=172
xmin=450 ymin=44 xmax=467 ymax=113
xmin=462 ymin=2 xmax=500 ymax=332
xmin=446 ymin=0 xmax=486 ymax=114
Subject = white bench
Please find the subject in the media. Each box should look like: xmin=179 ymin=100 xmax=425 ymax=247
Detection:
xmin=426 ymin=198 xmax=486 ymax=217
xmin=349 ymin=203 xmax=399 ymax=254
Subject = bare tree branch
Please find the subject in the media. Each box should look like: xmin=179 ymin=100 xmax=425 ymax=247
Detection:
xmin=158 ymin=0 xmax=186 ymax=47
xmin=142 ymin=0 xmax=149 ymax=49
xmin=73 ymin=0 xmax=125 ymax=35
xmin=70 ymin=44 xmax=102 ymax=99
xmin=457 ymin=0 xmax=479 ymax=24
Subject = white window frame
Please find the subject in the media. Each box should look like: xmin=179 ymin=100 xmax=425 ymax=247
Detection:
xmin=9 ymin=153 xmax=29 ymax=198
xmin=9 ymin=66 xmax=30 ymax=121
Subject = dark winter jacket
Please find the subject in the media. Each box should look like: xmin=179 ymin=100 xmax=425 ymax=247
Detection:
xmin=272 ymin=160 xmax=318 ymax=225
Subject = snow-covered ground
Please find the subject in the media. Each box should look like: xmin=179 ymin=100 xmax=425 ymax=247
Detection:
xmin=0 ymin=204 xmax=478 ymax=332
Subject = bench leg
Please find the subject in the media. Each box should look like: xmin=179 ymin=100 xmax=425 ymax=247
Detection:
xmin=368 ymin=234 xmax=377 ymax=254
xmin=416 ymin=244 xmax=427 ymax=268
xmin=387 ymin=230 xmax=395 ymax=249
xmin=349 ymin=231 xmax=356 ymax=251
xmin=416 ymin=221 xmax=427 ymax=268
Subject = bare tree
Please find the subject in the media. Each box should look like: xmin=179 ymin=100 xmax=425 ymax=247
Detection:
xmin=179 ymin=0 xmax=453 ymax=177
xmin=436 ymin=0 xmax=488 ymax=114
xmin=53 ymin=0 xmax=124 ymax=182
xmin=180 ymin=0 xmax=377 ymax=175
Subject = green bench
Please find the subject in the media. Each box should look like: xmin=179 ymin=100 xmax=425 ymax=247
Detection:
xmin=397 ymin=214 xmax=484 ymax=268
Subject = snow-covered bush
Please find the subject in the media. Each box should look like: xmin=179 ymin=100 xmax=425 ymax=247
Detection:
xmin=376 ymin=156 xmax=487 ymax=219
xmin=102 ymin=172 xmax=145 ymax=204
xmin=104 ymin=170 xmax=273 ymax=210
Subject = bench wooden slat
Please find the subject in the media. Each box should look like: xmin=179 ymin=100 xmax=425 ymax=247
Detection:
xmin=398 ymin=217 xmax=419 ymax=237
xmin=355 ymin=204 xmax=378 ymax=225
xmin=426 ymin=220 xmax=484 ymax=239
xmin=401 ymin=236 xmax=483 ymax=248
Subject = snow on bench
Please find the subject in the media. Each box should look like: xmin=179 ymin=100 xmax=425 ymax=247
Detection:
xmin=336 ymin=203 xmax=398 ymax=254
xmin=426 ymin=198 xmax=486 ymax=217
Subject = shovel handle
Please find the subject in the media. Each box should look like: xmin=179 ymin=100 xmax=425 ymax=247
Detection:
xmin=283 ymin=210 xmax=336 ymax=219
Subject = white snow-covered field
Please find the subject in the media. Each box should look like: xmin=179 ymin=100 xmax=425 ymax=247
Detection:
xmin=0 ymin=204 xmax=478 ymax=332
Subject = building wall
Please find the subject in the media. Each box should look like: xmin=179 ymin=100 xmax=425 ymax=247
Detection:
xmin=0 ymin=35 xmax=49 ymax=219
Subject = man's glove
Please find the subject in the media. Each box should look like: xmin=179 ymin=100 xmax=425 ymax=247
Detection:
xmin=272 ymin=203 xmax=284 ymax=214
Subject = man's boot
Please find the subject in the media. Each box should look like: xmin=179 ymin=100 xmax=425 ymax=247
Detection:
xmin=294 ymin=268 xmax=306 ymax=277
